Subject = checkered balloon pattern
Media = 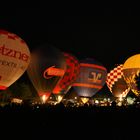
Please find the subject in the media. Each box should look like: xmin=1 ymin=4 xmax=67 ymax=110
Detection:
xmin=106 ymin=64 xmax=130 ymax=97
xmin=53 ymin=53 xmax=80 ymax=94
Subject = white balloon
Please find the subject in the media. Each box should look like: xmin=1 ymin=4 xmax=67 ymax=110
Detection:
xmin=0 ymin=30 xmax=30 ymax=90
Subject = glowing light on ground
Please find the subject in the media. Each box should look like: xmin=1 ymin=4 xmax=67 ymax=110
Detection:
xmin=119 ymin=95 xmax=123 ymax=102
xmin=11 ymin=98 xmax=23 ymax=104
xmin=57 ymin=95 xmax=63 ymax=103
xmin=127 ymin=97 xmax=135 ymax=105
xmin=41 ymin=95 xmax=47 ymax=104
xmin=81 ymin=97 xmax=89 ymax=104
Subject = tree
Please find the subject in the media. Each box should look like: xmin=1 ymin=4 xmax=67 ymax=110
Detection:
xmin=9 ymin=82 xmax=34 ymax=100
xmin=0 ymin=89 xmax=12 ymax=103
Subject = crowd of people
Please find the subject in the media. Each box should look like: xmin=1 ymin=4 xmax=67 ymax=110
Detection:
xmin=0 ymin=101 xmax=140 ymax=139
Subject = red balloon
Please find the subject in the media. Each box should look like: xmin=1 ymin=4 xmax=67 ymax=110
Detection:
xmin=53 ymin=53 xmax=80 ymax=95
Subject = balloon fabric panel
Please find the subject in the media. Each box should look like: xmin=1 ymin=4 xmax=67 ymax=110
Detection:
xmin=0 ymin=30 xmax=30 ymax=90
xmin=53 ymin=53 xmax=80 ymax=94
xmin=73 ymin=58 xmax=107 ymax=98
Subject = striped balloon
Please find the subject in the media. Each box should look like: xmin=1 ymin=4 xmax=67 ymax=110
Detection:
xmin=73 ymin=58 xmax=107 ymax=98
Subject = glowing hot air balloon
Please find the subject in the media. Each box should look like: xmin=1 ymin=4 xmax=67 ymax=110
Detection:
xmin=123 ymin=54 xmax=140 ymax=96
xmin=73 ymin=58 xmax=107 ymax=103
xmin=27 ymin=45 xmax=66 ymax=101
xmin=106 ymin=65 xmax=130 ymax=98
xmin=0 ymin=30 xmax=30 ymax=90
xmin=53 ymin=52 xmax=80 ymax=102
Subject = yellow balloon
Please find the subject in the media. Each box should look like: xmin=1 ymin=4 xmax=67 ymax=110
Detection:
xmin=123 ymin=54 xmax=140 ymax=69
xmin=123 ymin=54 xmax=140 ymax=96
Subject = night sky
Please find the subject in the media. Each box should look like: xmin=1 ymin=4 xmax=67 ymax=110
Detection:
xmin=1 ymin=7 xmax=140 ymax=139
xmin=0 ymin=8 xmax=140 ymax=96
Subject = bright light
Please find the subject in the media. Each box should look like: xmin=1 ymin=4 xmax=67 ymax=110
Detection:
xmin=11 ymin=98 xmax=22 ymax=104
xmin=41 ymin=95 xmax=47 ymax=104
xmin=117 ymin=102 xmax=122 ymax=106
xmin=54 ymin=102 xmax=57 ymax=105
xmin=57 ymin=95 xmax=63 ymax=103
xmin=127 ymin=97 xmax=135 ymax=105
xmin=81 ymin=97 xmax=89 ymax=104
xmin=119 ymin=95 xmax=123 ymax=102
xmin=95 ymin=100 xmax=99 ymax=104
xmin=74 ymin=97 xmax=77 ymax=99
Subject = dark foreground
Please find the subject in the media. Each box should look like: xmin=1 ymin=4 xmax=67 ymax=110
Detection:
xmin=0 ymin=104 xmax=140 ymax=139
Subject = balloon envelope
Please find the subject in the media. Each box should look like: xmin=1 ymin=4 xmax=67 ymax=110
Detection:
xmin=123 ymin=54 xmax=140 ymax=96
xmin=73 ymin=58 xmax=107 ymax=98
xmin=53 ymin=52 xmax=80 ymax=95
xmin=0 ymin=30 xmax=30 ymax=90
xmin=27 ymin=45 xmax=66 ymax=98
xmin=106 ymin=65 xmax=130 ymax=98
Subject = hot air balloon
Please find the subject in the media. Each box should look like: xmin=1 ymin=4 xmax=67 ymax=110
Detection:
xmin=123 ymin=54 xmax=140 ymax=96
xmin=27 ymin=45 xmax=67 ymax=102
xmin=0 ymin=30 xmax=30 ymax=90
xmin=106 ymin=64 xmax=130 ymax=98
xmin=53 ymin=52 xmax=80 ymax=102
xmin=73 ymin=58 xmax=107 ymax=103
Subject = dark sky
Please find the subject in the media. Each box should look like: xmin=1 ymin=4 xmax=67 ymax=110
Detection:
xmin=1 ymin=8 xmax=140 ymax=70
xmin=0 ymin=8 xmax=139 ymax=96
